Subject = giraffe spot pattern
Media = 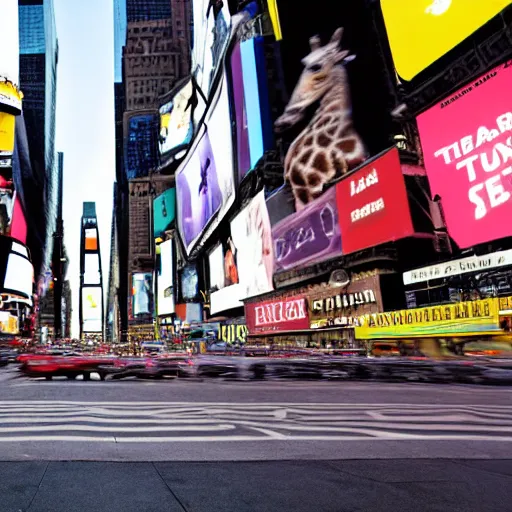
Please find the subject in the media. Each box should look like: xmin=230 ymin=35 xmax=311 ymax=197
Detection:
xmin=299 ymin=149 xmax=313 ymax=165
xmin=290 ymin=168 xmax=306 ymax=187
xmin=312 ymin=152 xmax=329 ymax=173
xmin=317 ymin=133 xmax=331 ymax=147
xmin=296 ymin=188 xmax=310 ymax=205
xmin=307 ymin=172 xmax=321 ymax=188
xmin=325 ymin=125 xmax=338 ymax=137
xmin=338 ymin=138 xmax=356 ymax=154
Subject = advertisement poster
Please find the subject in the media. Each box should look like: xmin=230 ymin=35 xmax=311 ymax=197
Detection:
xmin=245 ymin=295 xmax=310 ymax=335
xmin=231 ymin=190 xmax=274 ymax=300
xmin=381 ymin=0 xmax=510 ymax=81
xmin=336 ymin=147 xmax=414 ymax=254
xmin=208 ymin=244 xmax=224 ymax=291
xmin=272 ymin=186 xmax=342 ymax=272
xmin=176 ymin=73 xmax=235 ymax=254
xmin=81 ymin=287 xmax=102 ymax=333
xmin=191 ymin=0 xmax=231 ymax=98
xmin=354 ymin=297 xmax=504 ymax=340
xmin=132 ymin=273 xmax=153 ymax=318
xmin=4 ymin=251 xmax=33 ymax=300
xmin=159 ymin=79 xmax=194 ymax=156
xmin=153 ymin=188 xmax=176 ymax=239
xmin=84 ymin=228 xmax=98 ymax=251
xmin=417 ymin=62 xmax=512 ymax=249
xmin=157 ymin=240 xmax=174 ymax=316
xmin=181 ymin=265 xmax=199 ymax=301
xmin=84 ymin=253 xmax=101 ymax=285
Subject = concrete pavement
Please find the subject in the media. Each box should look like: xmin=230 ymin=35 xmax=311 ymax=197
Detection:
xmin=1 ymin=459 xmax=512 ymax=512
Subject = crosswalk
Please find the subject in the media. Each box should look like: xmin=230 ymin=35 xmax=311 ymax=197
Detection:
xmin=0 ymin=401 xmax=512 ymax=443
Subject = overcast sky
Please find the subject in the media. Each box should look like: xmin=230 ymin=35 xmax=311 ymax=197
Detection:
xmin=54 ymin=0 xmax=115 ymax=338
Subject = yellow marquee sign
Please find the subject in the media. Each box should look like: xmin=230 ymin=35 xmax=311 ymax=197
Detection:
xmin=355 ymin=297 xmax=507 ymax=340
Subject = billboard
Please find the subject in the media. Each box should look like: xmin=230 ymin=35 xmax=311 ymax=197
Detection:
xmin=0 ymin=113 xmax=15 ymax=153
xmin=245 ymin=295 xmax=310 ymax=335
xmin=191 ymin=0 xmax=231 ymax=98
xmin=417 ymin=62 xmax=512 ymax=249
xmin=84 ymin=228 xmax=98 ymax=251
xmin=176 ymin=72 xmax=235 ymax=255
xmin=82 ymin=287 xmax=102 ymax=333
xmin=209 ymin=238 xmax=242 ymax=314
xmin=4 ymin=252 xmax=33 ymax=300
xmin=181 ymin=265 xmax=199 ymax=301
xmin=336 ymin=147 xmax=414 ymax=254
xmin=158 ymin=79 xmax=194 ymax=157
xmin=231 ymin=190 xmax=274 ymax=299
xmin=132 ymin=273 xmax=153 ymax=318
xmin=84 ymin=253 xmax=101 ymax=285
xmin=153 ymin=188 xmax=176 ymax=239
xmin=157 ymin=240 xmax=174 ymax=316
xmin=381 ymin=0 xmax=510 ymax=81
xmin=229 ymin=38 xmax=273 ymax=181
xmin=272 ymin=186 xmax=342 ymax=272
xmin=0 ymin=0 xmax=19 ymax=85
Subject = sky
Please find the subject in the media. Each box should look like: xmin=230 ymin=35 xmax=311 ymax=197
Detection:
xmin=53 ymin=0 xmax=115 ymax=338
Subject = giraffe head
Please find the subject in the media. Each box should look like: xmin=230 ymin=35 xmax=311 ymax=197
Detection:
xmin=275 ymin=28 xmax=355 ymax=132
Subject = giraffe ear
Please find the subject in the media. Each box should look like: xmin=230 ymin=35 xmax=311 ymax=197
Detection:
xmin=309 ymin=35 xmax=321 ymax=51
xmin=330 ymin=27 xmax=344 ymax=46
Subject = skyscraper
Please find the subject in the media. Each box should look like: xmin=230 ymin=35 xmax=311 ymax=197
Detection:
xmin=126 ymin=0 xmax=172 ymax=22
xmin=18 ymin=0 xmax=59 ymax=287
xmin=79 ymin=202 xmax=104 ymax=340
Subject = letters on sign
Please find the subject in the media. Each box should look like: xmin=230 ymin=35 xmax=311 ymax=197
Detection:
xmin=311 ymin=290 xmax=376 ymax=313
xmin=360 ymin=299 xmax=492 ymax=328
xmin=254 ymin=299 xmax=307 ymax=326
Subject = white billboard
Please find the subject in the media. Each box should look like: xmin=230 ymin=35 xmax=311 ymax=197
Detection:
xmin=0 ymin=0 xmax=19 ymax=85
xmin=82 ymin=287 xmax=102 ymax=333
xmin=157 ymin=240 xmax=174 ymax=316
xmin=84 ymin=253 xmax=101 ymax=285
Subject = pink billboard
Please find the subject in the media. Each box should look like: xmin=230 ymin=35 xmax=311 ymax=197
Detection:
xmin=417 ymin=61 xmax=512 ymax=249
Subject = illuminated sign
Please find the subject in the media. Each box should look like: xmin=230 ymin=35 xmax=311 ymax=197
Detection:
xmin=417 ymin=62 xmax=512 ymax=248
xmin=380 ymin=0 xmax=510 ymax=81
xmin=84 ymin=228 xmax=98 ymax=251
xmin=354 ymin=297 xmax=506 ymax=339
xmin=82 ymin=287 xmax=102 ymax=333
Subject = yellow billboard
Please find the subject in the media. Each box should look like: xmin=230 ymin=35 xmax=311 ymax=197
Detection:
xmin=0 ymin=113 xmax=15 ymax=152
xmin=0 ymin=81 xmax=22 ymax=113
xmin=381 ymin=0 xmax=510 ymax=81
xmin=355 ymin=297 xmax=506 ymax=340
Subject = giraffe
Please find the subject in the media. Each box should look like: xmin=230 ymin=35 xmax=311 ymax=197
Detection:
xmin=275 ymin=27 xmax=368 ymax=211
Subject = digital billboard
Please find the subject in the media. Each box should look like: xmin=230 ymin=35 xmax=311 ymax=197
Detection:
xmin=181 ymin=265 xmax=199 ymax=301
xmin=153 ymin=188 xmax=176 ymax=239
xmin=81 ymin=287 xmax=102 ymax=333
xmin=0 ymin=113 xmax=15 ymax=153
xmin=416 ymin=61 xmax=512 ymax=249
xmin=132 ymin=273 xmax=153 ymax=318
xmin=157 ymin=240 xmax=174 ymax=316
xmin=159 ymin=79 xmax=194 ymax=157
xmin=229 ymin=38 xmax=273 ymax=181
xmin=381 ymin=0 xmax=510 ymax=81
xmin=336 ymin=147 xmax=414 ymax=254
xmin=84 ymin=228 xmax=98 ymax=251
xmin=176 ymin=72 xmax=235 ymax=255
xmin=231 ymin=190 xmax=274 ymax=300
xmin=208 ymin=244 xmax=224 ymax=291
xmin=272 ymin=186 xmax=342 ymax=272
xmin=191 ymin=0 xmax=231 ymax=98
xmin=4 ymin=252 xmax=33 ymax=300
xmin=84 ymin=253 xmax=101 ymax=285
xmin=0 ymin=0 xmax=19 ymax=86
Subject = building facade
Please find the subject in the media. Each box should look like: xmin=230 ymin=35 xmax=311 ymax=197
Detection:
xmin=18 ymin=0 xmax=59 ymax=287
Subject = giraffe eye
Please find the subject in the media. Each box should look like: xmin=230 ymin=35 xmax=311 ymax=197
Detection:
xmin=309 ymin=64 xmax=322 ymax=72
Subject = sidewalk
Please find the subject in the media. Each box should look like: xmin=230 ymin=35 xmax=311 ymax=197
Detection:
xmin=1 ymin=459 xmax=511 ymax=512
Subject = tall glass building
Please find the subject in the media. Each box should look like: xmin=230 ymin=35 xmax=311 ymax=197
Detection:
xmin=18 ymin=0 xmax=59 ymax=286
xmin=127 ymin=0 xmax=172 ymax=22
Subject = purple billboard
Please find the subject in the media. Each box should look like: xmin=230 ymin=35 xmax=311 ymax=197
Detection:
xmin=176 ymin=127 xmax=222 ymax=249
xmin=272 ymin=187 xmax=342 ymax=272
xmin=229 ymin=42 xmax=251 ymax=182
xmin=176 ymin=72 xmax=236 ymax=255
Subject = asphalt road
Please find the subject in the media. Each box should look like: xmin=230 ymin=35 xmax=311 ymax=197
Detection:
xmin=1 ymin=366 xmax=512 ymax=511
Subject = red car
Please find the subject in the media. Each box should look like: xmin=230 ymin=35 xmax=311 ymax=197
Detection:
xmin=20 ymin=354 xmax=116 ymax=380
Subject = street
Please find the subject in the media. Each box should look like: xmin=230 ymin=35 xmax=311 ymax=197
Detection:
xmin=0 ymin=367 xmax=512 ymax=510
